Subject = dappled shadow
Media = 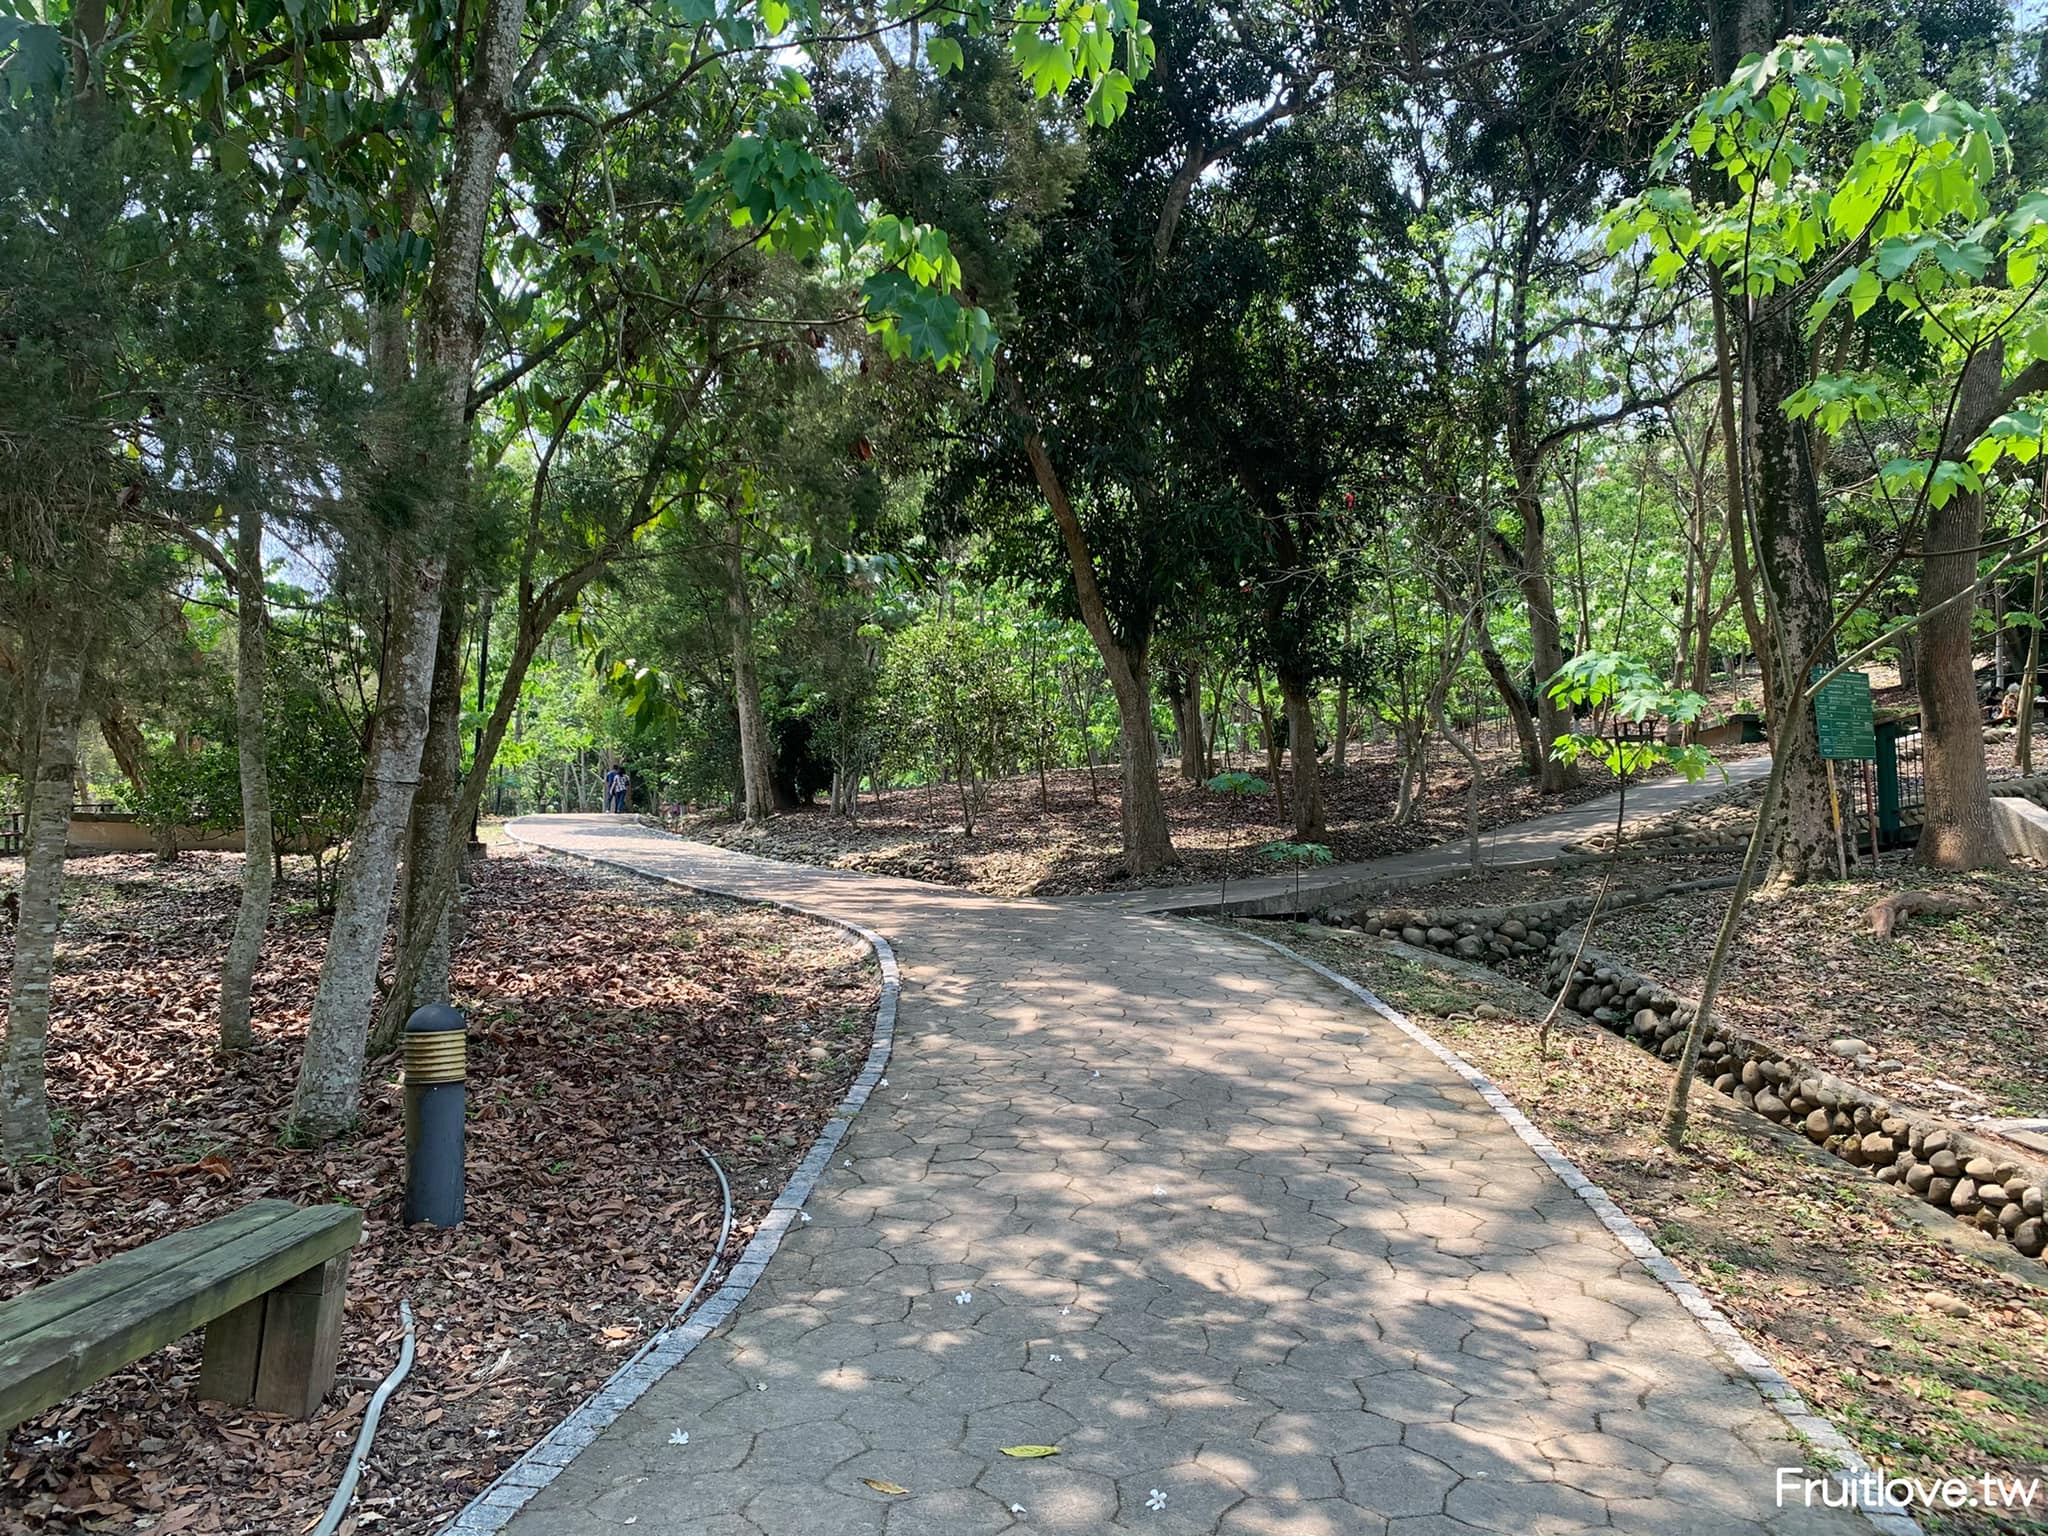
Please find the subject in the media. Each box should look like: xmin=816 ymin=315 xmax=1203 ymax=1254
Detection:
xmin=501 ymin=816 xmax=1868 ymax=1535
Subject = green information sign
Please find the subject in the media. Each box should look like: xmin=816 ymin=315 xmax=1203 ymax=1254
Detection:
xmin=1811 ymin=666 xmax=1875 ymax=760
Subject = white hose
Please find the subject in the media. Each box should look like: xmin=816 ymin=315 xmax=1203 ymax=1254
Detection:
xmin=310 ymin=1148 xmax=727 ymax=1533
xmin=619 ymin=1145 xmax=735 ymax=1379
xmin=665 ymin=1145 xmax=735 ymax=1331
xmin=310 ymin=1299 xmax=416 ymax=1536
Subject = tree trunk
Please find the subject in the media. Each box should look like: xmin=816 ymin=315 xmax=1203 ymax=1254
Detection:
xmin=1475 ymin=632 xmax=1538 ymax=775
xmin=1174 ymin=662 xmax=1207 ymax=782
xmin=370 ymin=582 xmax=466 ymax=1054
xmin=1280 ymin=673 xmax=1325 ymax=840
xmin=1917 ymin=347 xmax=2007 ymax=870
xmin=1511 ymin=508 xmax=1577 ymax=792
xmin=96 ymin=695 xmax=148 ymax=799
xmin=1747 ymin=302 xmax=1838 ymax=888
xmin=2 ymin=640 xmax=84 ymax=1160
xmin=1710 ymin=272 xmax=1776 ymax=707
xmin=1436 ymin=706 xmax=1482 ymax=872
xmin=728 ymin=527 xmax=777 ymax=824
xmin=290 ymin=0 xmax=529 ymax=1138
xmin=1332 ymin=616 xmax=1350 ymax=779
xmin=1017 ymin=424 xmax=1176 ymax=872
xmin=217 ymin=502 xmax=274 ymax=1053
xmin=1256 ymin=680 xmax=1284 ymax=809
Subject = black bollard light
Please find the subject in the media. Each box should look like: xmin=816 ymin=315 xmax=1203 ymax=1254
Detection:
xmin=403 ymin=1004 xmax=467 ymax=1228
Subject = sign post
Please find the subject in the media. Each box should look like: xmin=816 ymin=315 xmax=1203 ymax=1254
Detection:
xmin=1811 ymin=667 xmax=1876 ymax=761
xmin=1811 ymin=667 xmax=1876 ymax=872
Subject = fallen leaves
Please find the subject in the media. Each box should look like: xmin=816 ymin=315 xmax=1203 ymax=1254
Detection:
xmin=679 ymin=742 xmax=1652 ymax=898
xmin=0 ymin=849 xmax=877 ymax=1535
xmin=998 ymin=1445 xmax=1060 ymax=1459
xmin=861 ymin=1478 xmax=910 ymax=1495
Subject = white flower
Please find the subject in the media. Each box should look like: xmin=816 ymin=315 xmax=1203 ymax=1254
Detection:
xmin=798 ymin=1211 xmax=811 ymax=1223
xmin=1010 ymin=1503 xmax=1027 ymax=1515
xmin=1152 ymin=1186 xmax=1166 ymax=1198
xmin=879 ymin=1078 xmax=889 ymax=1087
xmin=842 ymin=1159 xmax=853 ymax=1167
xmin=1146 ymin=1489 xmax=1166 ymax=1512
xmin=1048 ymin=1352 xmax=1062 ymax=1363
xmin=669 ymin=1429 xmax=690 ymax=1445
xmin=954 ymin=1290 xmax=973 ymax=1305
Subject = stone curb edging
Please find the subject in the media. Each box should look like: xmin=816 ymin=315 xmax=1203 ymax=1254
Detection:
xmin=437 ymin=831 xmax=901 ymax=1536
xmin=1221 ymin=924 xmax=1921 ymax=1536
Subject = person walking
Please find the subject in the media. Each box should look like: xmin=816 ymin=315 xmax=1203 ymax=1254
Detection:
xmin=603 ymin=765 xmax=626 ymax=813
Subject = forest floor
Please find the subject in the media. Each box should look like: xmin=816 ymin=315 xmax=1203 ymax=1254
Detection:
xmin=1594 ymin=863 xmax=2048 ymax=1124
xmin=0 ymin=850 xmax=878 ymax=1536
xmin=678 ymin=735 xmax=1671 ymax=898
xmin=1245 ymin=924 xmax=2048 ymax=1536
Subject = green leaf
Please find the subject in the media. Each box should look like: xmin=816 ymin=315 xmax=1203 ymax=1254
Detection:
xmin=925 ymin=34 xmax=964 ymax=73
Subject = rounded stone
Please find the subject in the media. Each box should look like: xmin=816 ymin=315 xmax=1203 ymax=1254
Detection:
xmin=1804 ymin=1110 xmax=1832 ymax=1143
xmin=2015 ymin=1218 xmax=2047 ymax=1258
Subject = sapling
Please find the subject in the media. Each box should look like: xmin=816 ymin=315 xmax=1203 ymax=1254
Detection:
xmin=1537 ymin=656 xmax=1719 ymax=1057
xmin=1204 ymin=771 xmax=1269 ymax=913
xmin=1259 ymin=839 xmax=1334 ymax=913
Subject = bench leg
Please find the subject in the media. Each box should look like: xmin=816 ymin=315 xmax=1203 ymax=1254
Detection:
xmin=197 ymin=1254 xmax=350 ymax=1417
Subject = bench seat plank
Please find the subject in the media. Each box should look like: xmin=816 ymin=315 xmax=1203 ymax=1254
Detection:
xmin=0 ymin=1203 xmax=361 ymax=1432
xmin=0 ymin=1201 xmax=303 ymax=1350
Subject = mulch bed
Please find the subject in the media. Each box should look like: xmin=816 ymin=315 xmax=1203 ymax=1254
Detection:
xmin=1593 ymin=863 xmax=2048 ymax=1123
xmin=681 ymin=736 xmax=1647 ymax=898
xmin=0 ymin=851 xmax=876 ymax=1535
xmin=1251 ymin=926 xmax=2048 ymax=1536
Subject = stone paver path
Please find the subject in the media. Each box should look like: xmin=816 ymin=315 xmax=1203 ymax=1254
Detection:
xmin=494 ymin=815 xmax=1871 ymax=1536
xmin=1075 ymin=754 xmax=1775 ymax=915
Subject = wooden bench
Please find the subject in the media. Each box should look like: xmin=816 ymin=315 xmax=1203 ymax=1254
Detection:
xmin=0 ymin=1199 xmax=362 ymax=1433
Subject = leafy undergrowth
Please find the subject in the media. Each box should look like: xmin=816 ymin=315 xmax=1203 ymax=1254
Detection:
xmin=1595 ymin=863 xmax=2048 ymax=1122
xmin=0 ymin=851 xmax=876 ymax=1535
xmin=679 ymin=736 xmax=1647 ymax=898
xmin=1253 ymin=924 xmax=2048 ymax=1536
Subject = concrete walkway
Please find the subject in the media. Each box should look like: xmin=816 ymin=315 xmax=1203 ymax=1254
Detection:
xmin=489 ymin=814 xmax=1870 ymax=1536
xmin=1073 ymin=755 xmax=1774 ymax=916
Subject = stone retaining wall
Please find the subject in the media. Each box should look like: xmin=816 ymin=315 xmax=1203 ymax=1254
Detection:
xmin=1319 ymin=877 xmax=1736 ymax=969
xmin=1546 ymin=935 xmax=2048 ymax=1266
xmin=1319 ymin=895 xmax=1588 ymax=965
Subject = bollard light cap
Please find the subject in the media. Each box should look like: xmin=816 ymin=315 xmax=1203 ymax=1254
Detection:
xmin=406 ymin=1004 xmax=466 ymax=1034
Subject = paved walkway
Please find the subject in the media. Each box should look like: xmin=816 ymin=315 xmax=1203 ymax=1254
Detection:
xmin=493 ymin=814 xmax=1869 ymax=1536
xmin=1074 ymin=756 xmax=1774 ymax=915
